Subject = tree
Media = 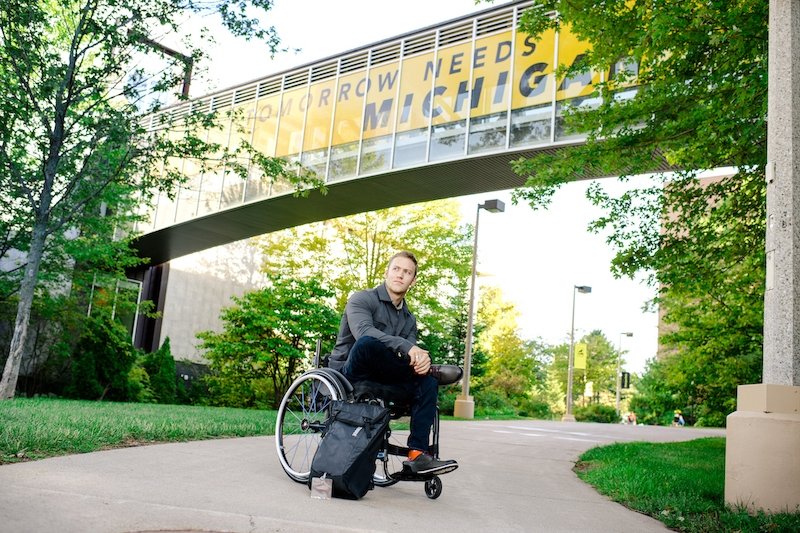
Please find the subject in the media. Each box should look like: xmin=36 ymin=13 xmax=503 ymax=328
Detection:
xmin=0 ymin=0 xmax=319 ymax=399
xmin=477 ymin=286 xmax=544 ymax=392
xmin=197 ymin=276 xmax=339 ymax=408
xmin=509 ymin=1 xmax=767 ymax=413
xmin=258 ymin=199 xmax=475 ymax=361
xmin=547 ymin=330 xmax=618 ymax=411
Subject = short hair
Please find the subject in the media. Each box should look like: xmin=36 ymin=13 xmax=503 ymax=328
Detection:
xmin=387 ymin=251 xmax=418 ymax=277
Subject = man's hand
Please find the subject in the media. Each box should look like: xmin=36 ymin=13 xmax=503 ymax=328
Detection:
xmin=408 ymin=345 xmax=431 ymax=375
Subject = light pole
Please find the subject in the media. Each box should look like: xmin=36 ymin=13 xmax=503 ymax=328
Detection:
xmin=616 ymin=332 xmax=633 ymax=416
xmin=562 ymin=285 xmax=591 ymax=422
xmin=132 ymin=33 xmax=194 ymax=98
xmin=454 ymin=199 xmax=505 ymax=419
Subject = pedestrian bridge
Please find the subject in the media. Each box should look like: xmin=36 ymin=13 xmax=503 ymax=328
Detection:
xmin=133 ymin=0 xmax=645 ymax=264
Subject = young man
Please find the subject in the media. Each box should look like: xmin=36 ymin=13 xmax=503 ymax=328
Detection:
xmin=328 ymin=251 xmax=459 ymax=475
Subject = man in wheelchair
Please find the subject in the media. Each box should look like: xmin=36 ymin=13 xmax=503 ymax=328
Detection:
xmin=328 ymin=251 xmax=461 ymax=476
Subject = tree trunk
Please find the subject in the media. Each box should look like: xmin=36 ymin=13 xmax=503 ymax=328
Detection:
xmin=0 ymin=222 xmax=48 ymax=399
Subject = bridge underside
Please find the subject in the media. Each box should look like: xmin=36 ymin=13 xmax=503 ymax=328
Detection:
xmin=134 ymin=146 xmax=565 ymax=264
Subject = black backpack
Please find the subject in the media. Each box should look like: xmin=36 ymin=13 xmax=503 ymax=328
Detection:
xmin=308 ymin=400 xmax=391 ymax=499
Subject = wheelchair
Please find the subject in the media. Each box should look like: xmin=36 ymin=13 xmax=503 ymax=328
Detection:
xmin=275 ymin=345 xmax=460 ymax=499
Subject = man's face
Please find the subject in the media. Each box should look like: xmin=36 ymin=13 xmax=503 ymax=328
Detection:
xmin=385 ymin=256 xmax=417 ymax=296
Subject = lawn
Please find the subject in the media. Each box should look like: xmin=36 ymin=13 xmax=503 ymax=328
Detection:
xmin=0 ymin=397 xmax=276 ymax=463
xmin=576 ymin=438 xmax=800 ymax=532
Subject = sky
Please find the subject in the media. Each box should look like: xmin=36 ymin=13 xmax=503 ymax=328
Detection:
xmin=190 ymin=0 xmax=661 ymax=374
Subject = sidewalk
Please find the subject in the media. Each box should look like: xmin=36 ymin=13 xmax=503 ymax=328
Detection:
xmin=0 ymin=419 xmax=725 ymax=533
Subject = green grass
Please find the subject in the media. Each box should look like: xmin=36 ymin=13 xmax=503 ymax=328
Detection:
xmin=576 ymin=438 xmax=800 ymax=532
xmin=0 ymin=397 xmax=276 ymax=463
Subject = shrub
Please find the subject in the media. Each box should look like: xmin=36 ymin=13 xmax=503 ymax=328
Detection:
xmin=65 ymin=314 xmax=141 ymax=401
xmin=516 ymin=397 xmax=552 ymax=419
xmin=175 ymin=360 xmax=211 ymax=405
xmin=128 ymin=365 xmax=154 ymax=403
xmin=437 ymin=387 xmax=459 ymax=415
xmin=142 ymin=338 xmax=176 ymax=404
xmin=575 ymin=403 xmax=618 ymax=423
xmin=473 ymin=387 xmax=517 ymax=417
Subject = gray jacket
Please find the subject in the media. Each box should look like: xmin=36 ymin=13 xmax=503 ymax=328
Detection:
xmin=328 ymin=283 xmax=417 ymax=370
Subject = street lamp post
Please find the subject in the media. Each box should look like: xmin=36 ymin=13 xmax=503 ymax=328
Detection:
xmin=562 ymin=285 xmax=591 ymax=422
xmin=454 ymin=199 xmax=505 ymax=419
xmin=616 ymin=332 xmax=633 ymax=416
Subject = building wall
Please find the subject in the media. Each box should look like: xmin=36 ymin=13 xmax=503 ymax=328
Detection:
xmin=158 ymin=240 xmax=266 ymax=362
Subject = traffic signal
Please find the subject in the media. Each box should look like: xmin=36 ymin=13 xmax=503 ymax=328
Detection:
xmin=621 ymin=371 xmax=631 ymax=389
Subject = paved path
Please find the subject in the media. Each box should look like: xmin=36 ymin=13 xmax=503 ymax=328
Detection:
xmin=0 ymin=420 xmax=724 ymax=533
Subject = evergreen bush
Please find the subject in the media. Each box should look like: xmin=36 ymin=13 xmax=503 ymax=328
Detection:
xmin=65 ymin=314 xmax=140 ymax=401
xmin=142 ymin=338 xmax=177 ymax=404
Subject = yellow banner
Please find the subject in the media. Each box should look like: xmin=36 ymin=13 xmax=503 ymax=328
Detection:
xmin=227 ymin=24 xmax=601 ymax=162
xmin=303 ymin=79 xmax=336 ymax=151
xmin=574 ymin=343 xmax=588 ymax=370
xmin=556 ymin=24 xmax=601 ymax=101
xmin=472 ymin=32 xmax=514 ymax=117
xmin=332 ymin=70 xmax=366 ymax=146
xmin=431 ymin=41 xmax=472 ymax=125
xmin=363 ymin=61 xmax=401 ymax=139
xmin=395 ymin=52 xmax=431 ymax=132
xmin=276 ymin=86 xmax=306 ymax=157
xmin=250 ymin=93 xmax=280 ymax=157
xmin=512 ymin=28 xmax=556 ymax=109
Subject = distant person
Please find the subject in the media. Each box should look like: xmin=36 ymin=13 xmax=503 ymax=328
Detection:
xmin=329 ymin=251 xmax=460 ymax=476
xmin=672 ymin=410 xmax=685 ymax=427
xmin=626 ymin=412 xmax=637 ymax=425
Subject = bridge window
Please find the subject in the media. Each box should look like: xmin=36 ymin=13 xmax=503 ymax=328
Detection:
xmin=329 ymin=142 xmax=359 ymax=181
xmin=429 ymin=120 xmax=466 ymax=161
xmin=468 ymin=112 xmax=507 ymax=154
xmin=510 ymin=104 xmax=552 ymax=147
xmin=219 ymin=170 xmax=245 ymax=209
xmin=175 ymin=174 xmax=201 ymax=223
xmin=555 ymin=96 xmax=600 ymax=141
xmin=301 ymin=149 xmax=329 ymax=180
xmin=393 ymin=128 xmax=428 ymax=169
xmin=612 ymin=85 xmax=639 ymax=103
xmin=244 ymin=168 xmax=270 ymax=203
xmin=270 ymin=155 xmax=301 ymax=196
xmin=198 ymin=170 xmax=224 ymax=216
xmin=360 ymin=135 xmax=392 ymax=174
xmin=153 ymin=192 xmax=176 ymax=229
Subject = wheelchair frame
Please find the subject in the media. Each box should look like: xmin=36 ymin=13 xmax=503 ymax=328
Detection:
xmin=274 ymin=344 xmax=446 ymax=499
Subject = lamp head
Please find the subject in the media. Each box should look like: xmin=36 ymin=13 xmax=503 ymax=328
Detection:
xmin=622 ymin=332 xmax=633 ymax=337
xmin=575 ymin=285 xmax=592 ymax=294
xmin=480 ymin=199 xmax=505 ymax=213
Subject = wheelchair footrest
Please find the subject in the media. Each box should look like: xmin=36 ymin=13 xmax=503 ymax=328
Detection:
xmin=391 ymin=463 xmax=457 ymax=482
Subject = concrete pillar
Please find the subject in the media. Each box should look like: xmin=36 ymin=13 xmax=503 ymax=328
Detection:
xmin=725 ymin=0 xmax=800 ymax=513
xmin=764 ymin=1 xmax=800 ymax=386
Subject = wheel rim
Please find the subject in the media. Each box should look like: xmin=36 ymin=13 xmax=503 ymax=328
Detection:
xmin=425 ymin=476 xmax=442 ymax=499
xmin=373 ymin=424 xmax=406 ymax=487
xmin=275 ymin=372 xmax=340 ymax=482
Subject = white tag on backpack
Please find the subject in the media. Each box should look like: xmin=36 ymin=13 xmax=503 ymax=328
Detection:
xmin=310 ymin=473 xmax=333 ymax=500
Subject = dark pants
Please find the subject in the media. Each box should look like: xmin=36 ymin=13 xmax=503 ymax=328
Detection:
xmin=342 ymin=336 xmax=437 ymax=453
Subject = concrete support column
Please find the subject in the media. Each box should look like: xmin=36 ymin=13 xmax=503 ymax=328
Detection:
xmin=764 ymin=1 xmax=800 ymax=386
xmin=725 ymin=0 xmax=800 ymax=513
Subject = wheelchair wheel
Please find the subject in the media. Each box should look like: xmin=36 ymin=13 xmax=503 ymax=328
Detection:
xmin=373 ymin=424 xmax=407 ymax=487
xmin=424 ymin=476 xmax=443 ymax=499
xmin=275 ymin=371 xmax=342 ymax=483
